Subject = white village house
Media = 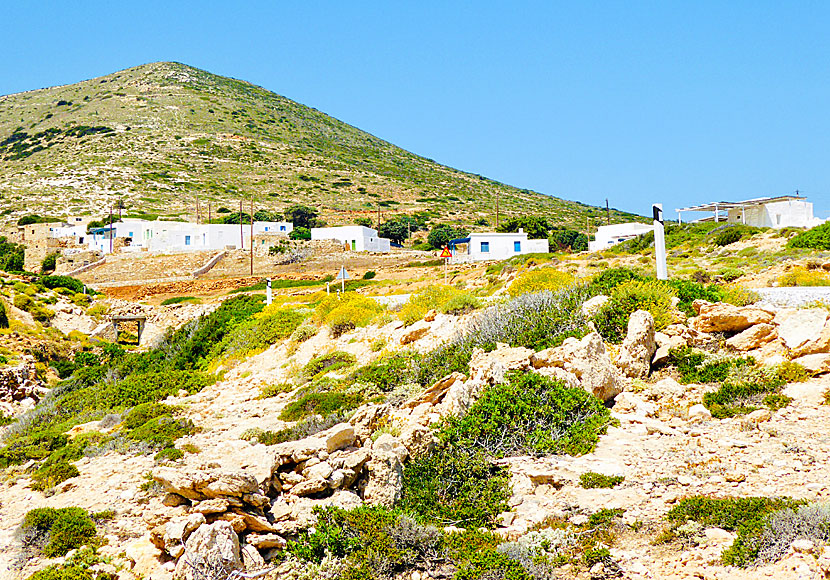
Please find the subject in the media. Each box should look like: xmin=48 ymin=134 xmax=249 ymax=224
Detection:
xmin=676 ymin=195 xmax=825 ymax=229
xmin=448 ymin=230 xmax=549 ymax=263
xmin=310 ymin=225 xmax=391 ymax=253
xmin=588 ymin=222 xmax=654 ymax=252
xmin=69 ymin=219 xmax=293 ymax=254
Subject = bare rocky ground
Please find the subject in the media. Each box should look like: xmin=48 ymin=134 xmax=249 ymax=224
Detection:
xmin=8 ymin=251 xmax=830 ymax=579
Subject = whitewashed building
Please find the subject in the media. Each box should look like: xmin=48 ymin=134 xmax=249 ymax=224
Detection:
xmin=588 ymin=222 xmax=654 ymax=252
xmin=79 ymin=219 xmax=293 ymax=254
xmin=676 ymin=195 xmax=825 ymax=229
xmin=448 ymin=230 xmax=549 ymax=263
xmin=310 ymin=225 xmax=391 ymax=253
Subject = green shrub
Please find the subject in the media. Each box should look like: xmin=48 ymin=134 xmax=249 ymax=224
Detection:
xmin=776 ymin=361 xmax=811 ymax=383
xmin=441 ymin=292 xmax=480 ymax=315
xmin=579 ymin=472 xmax=624 ymax=489
xmin=441 ymin=372 xmax=613 ymax=457
xmin=31 ymin=461 xmax=80 ymax=491
xmin=0 ymin=300 xmax=8 ymax=328
xmin=399 ymin=285 xmax=473 ymax=326
xmin=154 ymin=447 xmax=184 ymax=463
xmin=664 ymin=279 xmax=724 ymax=317
xmin=101 ymin=370 xmax=214 ymax=407
xmin=350 ymin=352 xmax=420 ymax=392
xmin=400 ymin=446 xmax=510 ymax=527
xmin=14 ymin=293 xmax=34 ymax=311
xmin=280 ymin=391 xmax=364 ymax=422
xmin=720 ymin=268 xmax=745 ymax=282
xmin=123 ymin=402 xmax=177 ymax=429
xmin=362 ymin=270 xmax=376 ymax=280
xmin=788 ymin=222 xmax=830 ymax=250
xmin=714 ymin=228 xmax=743 ymax=246
xmin=257 ymin=382 xmax=295 ymax=399
xmin=41 ymin=252 xmax=59 ymax=273
xmin=664 ymin=496 xmax=805 ymax=566
xmin=21 ymin=507 xmax=98 ymax=557
xmin=128 ymin=415 xmax=195 ymax=448
xmin=40 ymin=275 xmax=86 ymax=294
xmin=507 ymin=268 xmax=574 ymax=298
xmin=303 ymin=351 xmax=357 ymax=378
xmin=211 ymin=305 xmax=305 ymax=359
xmin=594 ymin=279 xmax=676 ymax=343
xmin=243 ymin=412 xmax=350 ymax=445
xmin=290 ymin=324 xmax=318 ymax=343
xmin=588 ymin=267 xmax=645 ymax=295
xmin=778 ymin=266 xmax=830 ymax=287
xmin=315 ymin=293 xmax=382 ymax=336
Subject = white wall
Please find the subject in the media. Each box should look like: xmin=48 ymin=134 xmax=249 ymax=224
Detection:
xmin=727 ymin=199 xmax=823 ymax=229
xmin=311 ymin=225 xmax=391 ymax=253
xmin=588 ymin=222 xmax=654 ymax=251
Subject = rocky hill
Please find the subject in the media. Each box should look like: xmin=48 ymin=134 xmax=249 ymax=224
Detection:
xmin=0 ymin=62 xmax=641 ymax=228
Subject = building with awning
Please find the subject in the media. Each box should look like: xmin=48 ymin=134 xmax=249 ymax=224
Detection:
xmin=676 ymin=195 xmax=824 ymax=229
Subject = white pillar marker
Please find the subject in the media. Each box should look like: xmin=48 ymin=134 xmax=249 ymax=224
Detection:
xmin=653 ymin=203 xmax=668 ymax=280
xmin=336 ymin=265 xmax=350 ymax=293
xmin=266 ymin=278 xmax=272 ymax=305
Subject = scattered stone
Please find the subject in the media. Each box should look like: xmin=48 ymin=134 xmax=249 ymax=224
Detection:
xmin=400 ymin=320 xmax=431 ymax=345
xmin=532 ymin=332 xmax=621 ymax=401
xmin=581 ymin=295 xmax=609 ymax=317
xmin=324 ymin=423 xmax=356 ymax=453
xmin=775 ymin=308 xmax=829 ymax=350
xmin=175 ymin=521 xmax=242 ymax=580
xmin=363 ymin=450 xmax=403 ymax=508
xmin=726 ymin=323 xmax=777 ymax=351
xmin=688 ymin=404 xmax=712 ymax=422
xmin=691 ymin=300 xmax=774 ymax=333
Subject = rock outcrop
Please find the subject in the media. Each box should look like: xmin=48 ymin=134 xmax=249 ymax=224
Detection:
xmin=617 ymin=310 xmax=657 ymax=379
xmin=531 ymin=332 xmax=622 ymax=401
xmin=691 ymin=300 xmax=774 ymax=333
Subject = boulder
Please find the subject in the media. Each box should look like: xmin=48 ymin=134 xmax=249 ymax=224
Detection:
xmin=153 ymin=468 xmax=260 ymax=501
xmin=125 ymin=534 xmax=166 ymax=579
xmin=691 ymin=301 xmax=774 ymax=333
xmin=688 ymin=404 xmax=712 ymax=422
xmin=792 ymin=353 xmax=830 ymax=375
xmin=175 ymin=522 xmax=242 ymax=580
xmin=271 ymin=438 xmax=326 ymax=466
xmin=324 ymin=423 xmax=356 ymax=453
xmin=290 ymin=478 xmax=330 ymax=497
xmin=531 ymin=332 xmax=621 ymax=402
xmin=581 ymin=295 xmax=609 ymax=317
xmin=792 ymin=319 xmax=830 ymax=357
xmin=726 ymin=323 xmax=777 ymax=351
xmin=245 ymin=533 xmax=286 ymax=550
xmin=400 ymin=320 xmax=430 ymax=345
xmin=775 ymin=309 xmax=829 ymax=350
xmin=442 ymin=377 xmax=488 ymax=416
xmin=161 ymin=513 xmax=206 ymax=558
xmin=398 ymin=423 xmax=435 ymax=459
xmin=616 ymin=310 xmax=657 ymax=379
xmin=192 ymin=498 xmax=230 ymax=515
xmin=349 ymin=404 xmax=391 ymax=441
xmin=468 ymin=344 xmax=533 ymax=384
xmin=363 ymin=450 xmax=404 ymax=508
xmin=403 ymin=372 xmax=464 ymax=409
xmin=373 ymin=433 xmax=408 ymax=462
xmin=651 ymin=345 xmax=671 ymax=368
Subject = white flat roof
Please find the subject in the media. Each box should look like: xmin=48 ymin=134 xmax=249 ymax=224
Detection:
xmin=677 ymin=195 xmax=805 ymax=213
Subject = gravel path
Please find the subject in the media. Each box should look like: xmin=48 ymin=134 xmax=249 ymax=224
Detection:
xmin=754 ymin=287 xmax=830 ymax=308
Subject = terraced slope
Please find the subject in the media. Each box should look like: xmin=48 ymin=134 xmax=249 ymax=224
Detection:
xmin=0 ymin=62 xmax=642 ymax=228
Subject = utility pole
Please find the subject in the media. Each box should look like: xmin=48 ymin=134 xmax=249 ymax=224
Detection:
xmin=250 ymin=196 xmax=254 ymax=276
xmin=606 ymin=199 xmax=611 ymax=225
xmin=495 ymin=191 xmax=500 ymax=228
xmin=196 ymin=197 xmax=200 ymax=224
xmin=239 ymin=199 xmax=244 ymax=249
xmin=109 ymin=205 xmax=113 ymax=254
xmin=377 ymin=204 xmax=381 ymax=226
xmin=208 ymin=202 xmax=212 ymax=224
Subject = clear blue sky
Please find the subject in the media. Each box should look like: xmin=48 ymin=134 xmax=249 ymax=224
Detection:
xmin=3 ymin=1 xmax=829 ymax=219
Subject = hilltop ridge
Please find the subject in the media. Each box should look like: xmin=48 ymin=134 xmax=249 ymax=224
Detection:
xmin=0 ymin=62 xmax=642 ymax=228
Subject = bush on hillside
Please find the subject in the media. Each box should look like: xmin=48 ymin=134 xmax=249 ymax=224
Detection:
xmin=20 ymin=507 xmax=98 ymax=557
xmin=303 ymin=351 xmax=357 ymax=379
xmin=427 ymin=224 xmax=467 ymax=249
xmin=350 ymin=352 xmax=421 ymax=392
xmin=210 ymin=305 xmax=305 ymax=360
xmin=315 ymin=293 xmax=383 ymax=336
xmin=579 ymin=472 xmax=624 ymax=489
xmin=0 ymin=236 xmax=25 ymax=272
xmin=714 ymin=228 xmax=743 ymax=246
xmin=788 ymin=222 xmax=830 ymax=250
xmin=507 ymin=268 xmax=575 ymax=297
xmin=593 ymin=279 xmax=675 ymax=343
xmin=41 ymin=252 xmax=59 ymax=273
xmin=40 ymin=275 xmax=86 ymax=294
xmin=398 ymin=285 xmax=480 ymax=325
xmin=0 ymin=300 xmax=8 ymax=329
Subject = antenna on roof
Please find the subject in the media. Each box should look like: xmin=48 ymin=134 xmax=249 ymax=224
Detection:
xmin=795 ymin=189 xmax=800 ymax=197
xmin=606 ymin=199 xmax=610 ymax=225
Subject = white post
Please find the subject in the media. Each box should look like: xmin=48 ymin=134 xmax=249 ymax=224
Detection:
xmin=266 ymin=278 xmax=272 ymax=305
xmin=653 ymin=203 xmax=668 ymax=280
xmin=677 ymin=211 xmax=682 ymax=225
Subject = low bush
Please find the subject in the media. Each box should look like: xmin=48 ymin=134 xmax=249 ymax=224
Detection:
xmin=757 ymin=503 xmax=830 ymax=562
xmin=593 ymin=279 xmax=676 ymax=343
xmin=211 ymin=305 xmax=305 ymax=360
xmin=721 ymin=284 xmax=761 ymax=306
xmin=303 ymin=351 xmax=357 ymax=379
xmin=31 ymin=461 xmax=80 ymax=491
xmin=400 ymin=446 xmax=511 ymax=527
xmin=280 ymin=391 xmax=364 ymax=422
xmin=128 ymin=415 xmax=195 ymax=449
xmin=362 ymin=270 xmax=376 ymax=280
xmin=123 ymin=402 xmax=177 ymax=430
xmin=579 ymin=472 xmax=624 ymax=489
xmin=350 ymin=352 xmax=420 ymax=392
xmin=160 ymin=296 xmax=200 ymax=305
xmin=41 ymin=252 xmax=59 ymax=273
xmin=714 ymin=228 xmax=743 ymax=246
xmin=243 ymin=412 xmax=351 ymax=445
xmin=776 ymin=361 xmax=811 ymax=383
xmin=507 ymin=268 xmax=575 ymax=298
xmin=0 ymin=300 xmax=8 ymax=328
xmin=20 ymin=507 xmax=98 ymax=557
xmin=416 ymin=287 xmax=590 ymax=386
xmin=290 ymin=324 xmax=318 ymax=343
xmin=778 ymin=266 xmax=830 ymax=287
xmin=788 ymin=222 xmax=830 ymax=250
xmin=398 ymin=285 xmax=480 ymax=326
xmin=315 ymin=293 xmax=383 ymax=336
xmin=440 ymin=372 xmax=613 ymax=457
xmin=40 ymin=275 xmax=86 ymax=294
xmin=257 ymin=382 xmax=295 ymax=399
xmin=664 ymin=496 xmax=805 ymax=566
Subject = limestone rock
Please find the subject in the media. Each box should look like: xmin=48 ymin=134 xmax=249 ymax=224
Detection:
xmin=162 ymin=513 xmax=206 ymax=558
xmin=363 ymin=450 xmax=403 ymax=508
xmin=324 ymin=423 xmax=356 ymax=453
xmin=403 ymin=372 xmax=464 ymax=409
xmin=775 ymin=308 xmax=829 ymax=350
xmin=271 ymin=438 xmax=326 ymax=466
xmin=468 ymin=344 xmax=533 ymax=384
xmin=233 ymin=510 xmax=278 ymax=533
xmin=442 ymin=377 xmax=488 ymax=416
xmin=423 ymin=309 xmax=438 ymax=322
xmin=691 ymin=300 xmax=774 ymax=333
xmin=373 ymin=433 xmax=408 ymax=462
xmin=349 ymin=404 xmax=391 ymax=440
xmin=581 ymin=295 xmax=609 ymax=317
xmin=792 ymin=353 xmax=830 ymax=375
xmin=245 ymin=533 xmax=286 ymax=550
xmin=746 ymin=408 xmax=772 ymax=423
xmin=400 ymin=320 xmax=430 ymax=345
xmin=290 ymin=478 xmax=330 ymax=497
xmin=726 ymin=323 xmax=777 ymax=351
xmin=302 ymin=461 xmax=333 ymax=481
xmin=688 ymin=404 xmax=712 ymax=422
xmin=398 ymin=423 xmax=435 ymax=459
xmin=792 ymin=319 xmax=830 ymax=357
xmin=175 ymin=521 xmax=242 ymax=580
xmin=193 ymin=498 xmax=230 ymax=515
xmin=153 ymin=468 xmax=260 ymax=501
xmin=126 ymin=534 xmax=166 ymax=579
xmin=616 ymin=310 xmax=657 ymax=379
xmin=532 ymin=332 xmax=621 ymax=402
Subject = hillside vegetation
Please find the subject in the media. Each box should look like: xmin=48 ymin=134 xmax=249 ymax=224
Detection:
xmin=0 ymin=62 xmax=641 ymax=229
